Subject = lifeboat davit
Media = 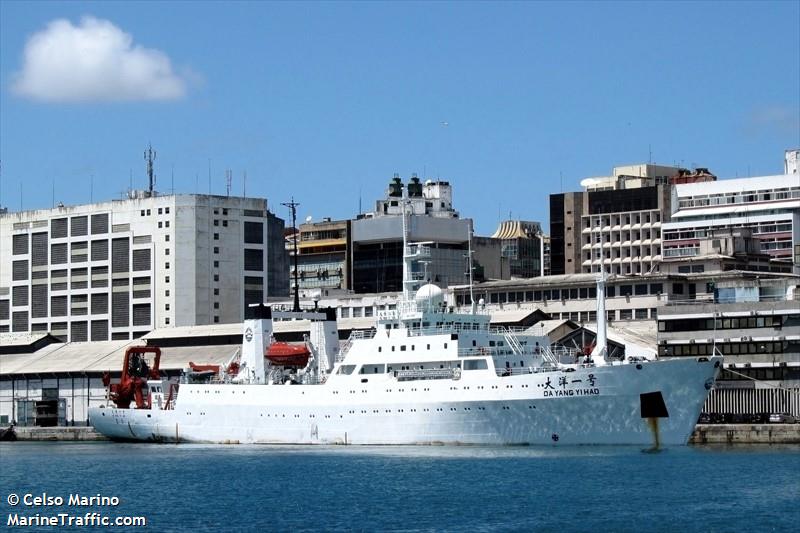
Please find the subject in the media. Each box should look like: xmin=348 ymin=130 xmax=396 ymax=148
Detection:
xmin=266 ymin=342 xmax=311 ymax=368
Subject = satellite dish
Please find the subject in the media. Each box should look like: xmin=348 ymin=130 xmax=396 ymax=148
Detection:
xmin=305 ymin=215 xmax=313 ymax=223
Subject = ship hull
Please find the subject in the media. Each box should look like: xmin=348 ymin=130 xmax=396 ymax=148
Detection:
xmin=90 ymin=356 xmax=720 ymax=447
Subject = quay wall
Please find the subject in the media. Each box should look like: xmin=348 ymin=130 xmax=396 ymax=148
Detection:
xmin=689 ymin=424 xmax=800 ymax=445
xmin=4 ymin=424 xmax=799 ymax=444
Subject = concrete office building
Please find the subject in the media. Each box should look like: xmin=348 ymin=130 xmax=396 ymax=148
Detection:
xmin=550 ymin=163 xmax=715 ymax=276
xmin=662 ymin=173 xmax=800 ymax=267
xmin=350 ymin=177 xmax=471 ymax=293
xmin=657 ymin=274 xmax=800 ymax=417
xmin=0 ymin=193 xmax=288 ymax=341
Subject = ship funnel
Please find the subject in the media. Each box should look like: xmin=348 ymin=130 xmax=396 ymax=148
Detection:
xmin=240 ymin=304 xmax=273 ymax=383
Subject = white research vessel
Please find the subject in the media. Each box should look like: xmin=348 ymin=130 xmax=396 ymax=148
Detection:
xmin=90 ymin=199 xmax=721 ymax=447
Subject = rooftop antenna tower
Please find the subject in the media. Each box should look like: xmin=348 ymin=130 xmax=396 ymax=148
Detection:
xmin=282 ymin=197 xmax=301 ymax=312
xmin=144 ymin=143 xmax=156 ymax=196
xmin=225 ymin=169 xmax=232 ymax=197
xmin=243 ymin=170 xmax=247 ymax=197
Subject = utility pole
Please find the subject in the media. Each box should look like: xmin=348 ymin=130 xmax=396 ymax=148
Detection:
xmin=282 ymin=198 xmax=301 ymax=312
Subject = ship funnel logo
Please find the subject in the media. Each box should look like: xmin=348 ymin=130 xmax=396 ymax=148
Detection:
xmin=245 ymin=327 xmax=253 ymax=342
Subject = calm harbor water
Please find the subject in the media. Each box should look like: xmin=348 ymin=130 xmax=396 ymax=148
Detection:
xmin=1 ymin=442 xmax=799 ymax=532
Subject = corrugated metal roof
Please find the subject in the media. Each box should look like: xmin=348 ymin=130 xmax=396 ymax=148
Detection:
xmin=0 ymin=332 xmax=51 ymax=347
xmin=487 ymin=309 xmax=537 ymax=324
xmin=143 ymin=323 xmax=242 ymax=340
xmin=524 ymin=319 xmax=576 ymax=336
xmin=0 ymin=340 xmax=241 ymax=375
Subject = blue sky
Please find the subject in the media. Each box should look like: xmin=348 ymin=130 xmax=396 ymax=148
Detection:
xmin=1 ymin=1 xmax=798 ymax=234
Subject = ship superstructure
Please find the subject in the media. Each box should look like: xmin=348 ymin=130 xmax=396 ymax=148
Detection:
xmin=90 ymin=189 xmax=721 ymax=446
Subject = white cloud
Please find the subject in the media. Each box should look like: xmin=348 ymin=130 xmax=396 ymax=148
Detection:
xmin=12 ymin=16 xmax=187 ymax=102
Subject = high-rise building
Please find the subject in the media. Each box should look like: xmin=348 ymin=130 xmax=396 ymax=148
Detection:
xmin=0 ymin=194 xmax=288 ymax=341
xmin=549 ymin=163 xmax=715 ymax=275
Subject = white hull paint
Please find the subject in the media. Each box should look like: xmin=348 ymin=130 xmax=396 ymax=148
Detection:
xmin=90 ymin=356 xmax=720 ymax=446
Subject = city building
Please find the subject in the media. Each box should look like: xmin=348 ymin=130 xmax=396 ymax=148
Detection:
xmin=294 ymin=218 xmax=351 ymax=292
xmin=657 ymin=274 xmax=800 ymax=417
xmin=662 ymin=173 xmax=800 ymax=267
xmin=550 ymin=163 xmax=715 ymax=276
xmin=350 ymin=177 xmax=471 ymax=293
xmin=0 ymin=193 xmax=288 ymax=341
xmin=489 ymin=220 xmax=545 ymax=278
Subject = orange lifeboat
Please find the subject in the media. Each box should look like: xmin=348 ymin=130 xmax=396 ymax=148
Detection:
xmin=266 ymin=342 xmax=311 ymax=368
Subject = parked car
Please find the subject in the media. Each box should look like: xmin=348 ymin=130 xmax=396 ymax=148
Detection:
xmin=768 ymin=413 xmax=798 ymax=424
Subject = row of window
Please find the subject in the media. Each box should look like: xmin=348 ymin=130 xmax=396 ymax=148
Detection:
xmin=583 ymin=212 xmax=661 ymax=228
xmin=585 ymin=246 xmax=661 ymax=261
xmin=658 ymin=316 xmax=786 ymax=332
xmin=140 ymin=207 xmax=171 ymax=216
xmin=659 ymin=341 xmax=789 ymax=357
xmin=677 ymin=187 xmax=800 ymax=209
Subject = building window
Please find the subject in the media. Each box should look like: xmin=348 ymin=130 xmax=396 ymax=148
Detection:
xmin=158 ymin=208 xmax=163 ymax=215
xmin=214 ymin=247 xmax=219 ymax=254
xmin=165 ymin=235 xmax=170 ymax=242
xmin=222 ymin=208 xmax=228 ymax=215
xmin=165 ymin=248 xmax=170 ymax=256
xmin=165 ymin=221 xmax=169 ymax=228
xmin=214 ymin=316 xmax=219 ymax=323
xmin=158 ymin=221 xmax=163 ymax=228
xmin=165 ymin=290 xmax=170 ymax=297
xmin=340 ymin=308 xmax=350 ymax=318
xmin=165 ymin=207 xmax=170 ymax=214
xmin=214 ymin=302 xmax=219 ymax=309
xmin=165 ymin=262 xmax=170 ymax=269
xmin=213 ymin=260 xmax=219 ymax=268
xmin=165 ymin=304 xmax=170 ymax=311
xmin=165 ymin=276 xmax=170 ymax=283
xmin=222 ymin=220 xmax=228 ymax=227
xmin=165 ymin=317 xmax=170 ymax=325
xmin=146 ymin=209 xmax=151 ymax=215
xmin=140 ymin=210 xmax=145 ymax=216
xmin=213 ymin=233 xmax=219 ymax=240
xmin=214 ymin=220 xmax=219 ymax=226
xmin=213 ymin=274 xmax=219 ymax=282
xmin=213 ymin=288 xmax=219 ymax=296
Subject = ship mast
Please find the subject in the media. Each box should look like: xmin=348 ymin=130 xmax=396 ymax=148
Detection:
xmin=467 ymin=219 xmax=475 ymax=314
xmin=401 ymin=184 xmax=415 ymax=303
xmin=282 ymin=198 xmax=301 ymax=312
xmin=590 ymin=270 xmax=608 ymax=365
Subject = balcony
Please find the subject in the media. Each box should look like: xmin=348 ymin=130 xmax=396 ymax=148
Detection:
xmin=663 ymin=247 xmax=699 ymax=258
